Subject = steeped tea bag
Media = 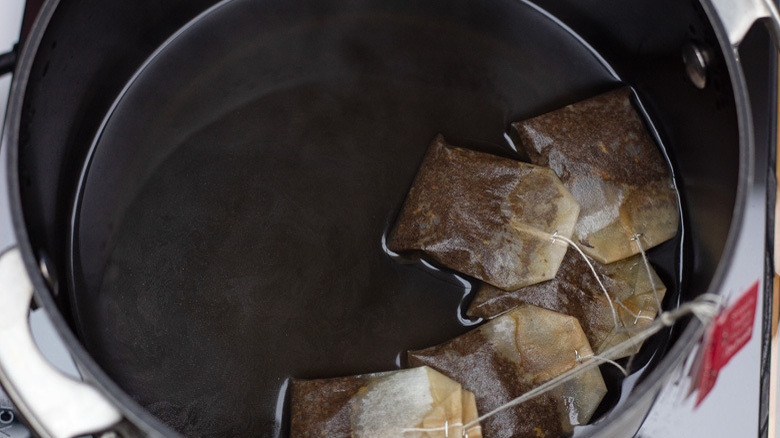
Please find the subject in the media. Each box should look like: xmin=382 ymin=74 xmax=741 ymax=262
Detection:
xmin=409 ymin=305 xmax=607 ymax=438
xmin=511 ymin=88 xmax=679 ymax=264
xmin=290 ymin=366 xmax=482 ymax=438
xmin=467 ymin=250 xmax=667 ymax=358
xmin=388 ymin=135 xmax=580 ymax=291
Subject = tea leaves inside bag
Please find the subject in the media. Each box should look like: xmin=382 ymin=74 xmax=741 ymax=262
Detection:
xmin=468 ymin=250 xmax=667 ymax=358
xmin=409 ymin=305 xmax=607 ymax=438
xmin=388 ymin=135 xmax=580 ymax=290
xmin=511 ymin=87 xmax=679 ymax=264
xmin=290 ymin=366 xmax=482 ymax=438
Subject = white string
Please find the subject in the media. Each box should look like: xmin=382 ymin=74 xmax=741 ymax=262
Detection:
xmin=631 ymin=233 xmax=663 ymax=313
xmin=396 ymin=235 xmax=724 ymax=436
xmin=576 ymin=348 xmax=629 ymax=375
xmin=579 ymin=354 xmax=629 ymax=376
xmin=461 ymin=295 xmax=720 ymax=430
xmin=551 ymin=232 xmax=620 ymax=331
xmin=615 ymin=299 xmax=654 ymax=324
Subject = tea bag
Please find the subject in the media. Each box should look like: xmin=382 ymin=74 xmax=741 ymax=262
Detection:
xmin=409 ymin=305 xmax=607 ymax=437
xmin=467 ymin=250 xmax=667 ymax=358
xmin=290 ymin=366 xmax=482 ymax=438
xmin=511 ymin=88 xmax=679 ymax=264
xmin=388 ymin=135 xmax=580 ymax=291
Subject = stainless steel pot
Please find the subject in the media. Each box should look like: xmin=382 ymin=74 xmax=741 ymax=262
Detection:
xmin=0 ymin=0 xmax=778 ymax=436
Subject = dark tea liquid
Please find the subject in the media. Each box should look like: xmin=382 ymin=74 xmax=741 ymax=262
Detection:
xmin=69 ymin=0 xmax=683 ymax=436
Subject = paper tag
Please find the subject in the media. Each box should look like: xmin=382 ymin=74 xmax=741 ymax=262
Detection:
xmin=695 ymin=281 xmax=759 ymax=407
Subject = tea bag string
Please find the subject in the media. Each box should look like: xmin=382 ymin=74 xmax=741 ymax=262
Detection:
xmin=550 ymin=232 xmax=620 ymax=331
xmin=632 ymin=233 xmax=663 ymax=313
xmin=460 ymin=294 xmax=721 ymax=433
xmin=576 ymin=349 xmax=628 ymax=376
xmin=397 ymin=295 xmax=720 ymax=437
xmin=551 ymin=232 xmax=654 ymax=328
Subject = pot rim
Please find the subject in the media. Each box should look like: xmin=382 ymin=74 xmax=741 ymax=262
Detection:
xmin=0 ymin=0 xmax=756 ymax=435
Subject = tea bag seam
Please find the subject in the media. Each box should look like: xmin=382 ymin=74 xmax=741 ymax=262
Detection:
xmin=400 ymin=421 xmax=483 ymax=436
xmin=509 ymin=220 xmax=562 ymax=243
xmin=399 ymin=422 xmax=473 ymax=433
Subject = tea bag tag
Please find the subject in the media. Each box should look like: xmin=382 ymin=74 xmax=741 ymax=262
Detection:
xmin=694 ymin=281 xmax=758 ymax=406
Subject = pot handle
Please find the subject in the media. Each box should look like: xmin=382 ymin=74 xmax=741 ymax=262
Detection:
xmin=0 ymin=247 xmax=122 ymax=437
xmin=707 ymin=0 xmax=780 ymax=47
xmin=0 ymin=46 xmax=16 ymax=76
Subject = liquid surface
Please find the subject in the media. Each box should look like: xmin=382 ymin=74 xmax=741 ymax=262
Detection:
xmin=69 ymin=0 xmax=682 ymax=436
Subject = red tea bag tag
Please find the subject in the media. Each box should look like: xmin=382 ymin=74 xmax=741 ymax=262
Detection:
xmin=695 ymin=281 xmax=759 ymax=407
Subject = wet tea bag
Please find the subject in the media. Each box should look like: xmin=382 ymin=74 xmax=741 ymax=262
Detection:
xmin=388 ymin=135 xmax=580 ymax=291
xmin=467 ymin=249 xmax=667 ymax=358
xmin=511 ymin=88 xmax=679 ymax=264
xmin=409 ymin=305 xmax=607 ymax=437
xmin=290 ymin=366 xmax=482 ymax=438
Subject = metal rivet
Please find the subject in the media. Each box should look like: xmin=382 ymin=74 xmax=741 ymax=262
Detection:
xmin=38 ymin=252 xmax=59 ymax=296
xmin=682 ymin=42 xmax=711 ymax=89
xmin=0 ymin=410 xmax=14 ymax=425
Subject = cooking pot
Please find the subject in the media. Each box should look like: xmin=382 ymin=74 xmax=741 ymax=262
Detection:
xmin=0 ymin=0 xmax=778 ymax=437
